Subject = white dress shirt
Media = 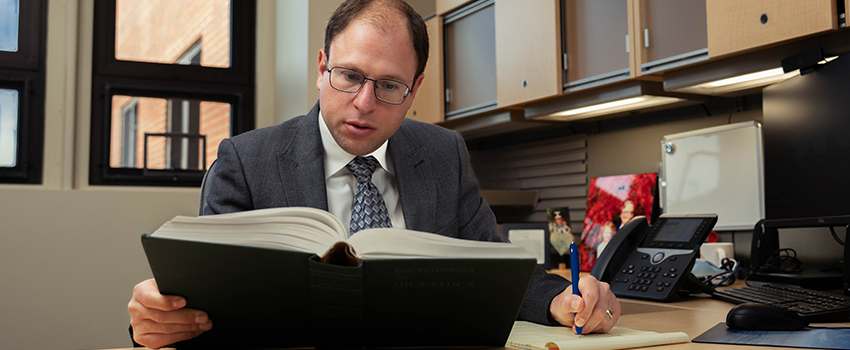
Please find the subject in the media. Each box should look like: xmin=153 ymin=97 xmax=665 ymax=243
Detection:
xmin=319 ymin=112 xmax=406 ymax=235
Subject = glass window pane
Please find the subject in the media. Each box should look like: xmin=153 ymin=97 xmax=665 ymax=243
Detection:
xmin=115 ymin=0 xmax=231 ymax=68
xmin=110 ymin=95 xmax=231 ymax=170
xmin=0 ymin=0 xmax=19 ymax=52
xmin=0 ymin=88 xmax=18 ymax=167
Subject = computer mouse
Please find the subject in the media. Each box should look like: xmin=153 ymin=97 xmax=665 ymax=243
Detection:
xmin=726 ymin=303 xmax=810 ymax=331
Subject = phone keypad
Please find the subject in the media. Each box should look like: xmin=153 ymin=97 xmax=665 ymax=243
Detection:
xmin=610 ymin=252 xmax=697 ymax=300
xmin=607 ymin=215 xmax=718 ymax=302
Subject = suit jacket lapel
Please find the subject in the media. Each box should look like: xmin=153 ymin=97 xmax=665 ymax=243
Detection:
xmin=391 ymin=120 xmax=436 ymax=232
xmin=277 ymin=103 xmax=329 ymax=211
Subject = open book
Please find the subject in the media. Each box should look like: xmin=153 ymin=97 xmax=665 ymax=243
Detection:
xmin=150 ymin=206 xmax=534 ymax=261
xmin=141 ymin=207 xmax=537 ymax=349
xmin=507 ymin=321 xmax=689 ymax=350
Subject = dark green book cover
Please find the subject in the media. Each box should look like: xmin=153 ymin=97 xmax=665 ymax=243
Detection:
xmin=141 ymin=234 xmax=536 ymax=349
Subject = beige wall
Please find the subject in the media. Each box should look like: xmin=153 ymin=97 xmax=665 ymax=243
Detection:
xmin=0 ymin=188 xmax=198 ymax=349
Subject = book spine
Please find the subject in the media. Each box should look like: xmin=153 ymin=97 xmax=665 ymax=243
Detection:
xmin=308 ymin=255 xmax=365 ymax=349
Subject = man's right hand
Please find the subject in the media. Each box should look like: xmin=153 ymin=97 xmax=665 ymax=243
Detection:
xmin=128 ymin=278 xmax=213 ymax=349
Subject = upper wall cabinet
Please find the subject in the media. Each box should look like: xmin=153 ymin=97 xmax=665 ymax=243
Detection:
xmin=562 ymin=0 xmax=633 ymax=93
xmin=406 ymin=16 xmax=444 ymax=124
xmin=706 ymin=0 xmax=839 ymax=59
xmin=634 ymin=0 xmax=709 ymax=76
xmin=495 ymin=0 xmax=562 ymax=108
xmin=443 ymin=0 xmax=498 ymax=120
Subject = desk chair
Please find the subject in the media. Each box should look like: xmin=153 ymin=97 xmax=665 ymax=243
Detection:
xmin=199 ymin=159 xmax=218 ymax=215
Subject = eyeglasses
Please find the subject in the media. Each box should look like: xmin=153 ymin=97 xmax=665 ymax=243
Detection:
xmin=327 ymin=67 xmax=412 ymax=105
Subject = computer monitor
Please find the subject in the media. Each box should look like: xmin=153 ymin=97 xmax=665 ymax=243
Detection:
xmin=762 ymin=53 xmax=850 ymax=221
xmin=760 ymin=53 xmax=850 ymax=295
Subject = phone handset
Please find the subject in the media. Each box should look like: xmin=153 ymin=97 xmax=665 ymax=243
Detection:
xmin=591 ymin=216 xmax=649 ymax=282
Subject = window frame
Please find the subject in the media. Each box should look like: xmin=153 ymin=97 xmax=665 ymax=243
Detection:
xmin=90 ymin=0 xmax=256 ymax=187
xmin=0 ymin=0 xmax=46 ymax=184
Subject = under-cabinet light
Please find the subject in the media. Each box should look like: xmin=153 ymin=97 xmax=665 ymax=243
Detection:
xmin=548 ymin=95 xmax=684 ymax=121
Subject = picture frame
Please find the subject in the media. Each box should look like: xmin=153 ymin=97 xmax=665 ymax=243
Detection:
xmin=503 ymin=223 xmax=551 ymax=269
xmin=579 ymin=173 xmax=657 ymax=271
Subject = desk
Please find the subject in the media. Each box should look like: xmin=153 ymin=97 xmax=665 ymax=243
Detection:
xmin=548 ymin=268 xmax=850 ymax=350
xmin=114 ymin=270 xmax=849 ymax=350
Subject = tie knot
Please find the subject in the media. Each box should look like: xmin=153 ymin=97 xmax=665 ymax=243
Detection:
xmin=346 ymin=156 xmax=379 ymax=183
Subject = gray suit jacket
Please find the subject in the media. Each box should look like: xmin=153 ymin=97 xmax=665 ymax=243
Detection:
xmin=205 ymin=102 xmax=570 ymax=325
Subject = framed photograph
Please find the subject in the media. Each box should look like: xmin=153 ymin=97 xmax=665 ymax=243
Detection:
xmin=579 ymin=173 xmax=657 ymax=271
xmin=503 ymin=223 xmax=551 ymax=269
xmin=546 ymin=207 xmax=573 ymax=257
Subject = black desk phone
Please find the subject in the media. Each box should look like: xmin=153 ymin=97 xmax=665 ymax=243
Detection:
xmin=590 ymin=213 xmax=718 ymax=302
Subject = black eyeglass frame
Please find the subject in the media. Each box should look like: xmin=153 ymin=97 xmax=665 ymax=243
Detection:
xmin=326 ymin=67 xmax=412 ymax=105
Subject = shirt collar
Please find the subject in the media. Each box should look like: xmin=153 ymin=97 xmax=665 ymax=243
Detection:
xmin=319 ymin=111 xmax=391 ymax=179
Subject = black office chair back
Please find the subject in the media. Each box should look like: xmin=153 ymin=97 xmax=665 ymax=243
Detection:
xmin=199 ymin=159 xmax=218 ymax=215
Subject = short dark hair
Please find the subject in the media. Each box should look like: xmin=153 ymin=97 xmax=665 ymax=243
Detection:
xmin=324 ymin=0 xmax=429 ymax=82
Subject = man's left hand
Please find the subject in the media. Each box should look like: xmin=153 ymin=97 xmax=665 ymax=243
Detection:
xmin=549 ymin=275 xmax=621 ymax=333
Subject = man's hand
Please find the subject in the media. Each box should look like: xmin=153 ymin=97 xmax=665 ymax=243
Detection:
xmin=128 ymin=278 xmax=213 ymax=349
xmin=549 ymin=275 xmax=620 ymax=334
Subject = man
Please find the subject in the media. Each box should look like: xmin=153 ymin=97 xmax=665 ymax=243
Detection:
xmin=128 ymin=1 xmax=620 ymax=348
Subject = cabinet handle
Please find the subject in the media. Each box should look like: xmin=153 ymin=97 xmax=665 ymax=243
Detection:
xmin=760 ymin=13 xmax=768 ymax=24
xmin=644 ymin=28 xmax=650 ymax=48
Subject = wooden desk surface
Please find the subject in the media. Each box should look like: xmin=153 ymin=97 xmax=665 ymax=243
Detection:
xmin=548 ymin=268 xmax=850 ymax=350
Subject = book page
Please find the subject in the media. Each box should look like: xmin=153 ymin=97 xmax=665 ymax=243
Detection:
xmin=507 ymin=321 xmax=689 ymax=350
xmin=347 ymin=228 xmax=533 ymax=259
xmin=152 ymin=207 xmax=347 ymax=254
xmin=151 ymin=207 xmax=533 ymax=260
xmin=175 ymin=207 xmax=347 ymax=235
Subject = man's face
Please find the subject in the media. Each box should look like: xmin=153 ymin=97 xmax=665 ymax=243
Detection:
xmin=316 ymin=17 xmax=424 ymax=156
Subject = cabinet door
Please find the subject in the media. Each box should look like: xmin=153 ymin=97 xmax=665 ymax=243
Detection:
xmin=444 ymin=1 xmax=498 ymax=119
xmin=406 ymin=16 xmax=444 ymax=124
xmin=637 ymin=0 xmax=708 ymax=75
xmin=706 ymin=0 xmax=838 ymax=58
xmin=563 ymin=0 xmax=631 ymax=91
xmin=495 ymin=0 xmax=561 ymax=108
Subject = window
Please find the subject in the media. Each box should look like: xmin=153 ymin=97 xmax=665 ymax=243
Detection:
xmin=0 ymin=0 xmax=19 ymax=52
xmin=91 ymin=0 xmax=255 ymax=186
xmin=119 ymin=98 xmax=138 ymax=168
xmin=0 ymin=0 xmax=45 ymax=183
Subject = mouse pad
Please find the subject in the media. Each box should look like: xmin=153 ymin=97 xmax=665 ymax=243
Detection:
xmin=693 ymin=323 xmax=850 ymax=350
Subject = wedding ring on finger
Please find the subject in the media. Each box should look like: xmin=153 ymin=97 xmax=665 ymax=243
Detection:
xmin=605 ymin=309 xmax=614 ymax=319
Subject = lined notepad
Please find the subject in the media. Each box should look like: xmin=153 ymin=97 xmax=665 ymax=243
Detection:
xmin=507 ymin=321 xmax=689 ymax=350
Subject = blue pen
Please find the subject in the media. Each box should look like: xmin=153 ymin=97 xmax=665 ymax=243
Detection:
xmin=570 ymin=241 xmax=582 ymax=335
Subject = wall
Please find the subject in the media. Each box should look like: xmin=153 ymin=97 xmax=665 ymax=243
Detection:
xmin=0 ymin=188 xmax=198 ymax=349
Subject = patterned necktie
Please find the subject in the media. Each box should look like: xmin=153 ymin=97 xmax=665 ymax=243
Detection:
xmin=346 ymin=156 xmax=392 ymax=235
